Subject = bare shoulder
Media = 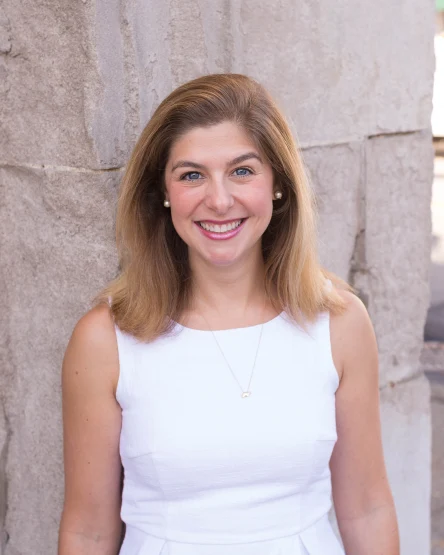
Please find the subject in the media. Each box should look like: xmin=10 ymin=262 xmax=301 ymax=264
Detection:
xmin=62 ymin=302 xmax=119 ymax=397
xmin=60 ymin=303 xmax=123 ymax=545
xmin=329 ymin=289 xmax=378 ymax=382
xmin=330 ymin=288 xmax=371 ymax=329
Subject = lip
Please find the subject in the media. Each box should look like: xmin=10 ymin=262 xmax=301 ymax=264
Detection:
xmin=194 ymin=218 xmax=247 ymax=241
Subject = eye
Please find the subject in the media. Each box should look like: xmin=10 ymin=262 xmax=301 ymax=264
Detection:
xmin=180 ymin=171 xmax=203 ymax=181
xmin=233 ymin=167 xmax=253 ymax=177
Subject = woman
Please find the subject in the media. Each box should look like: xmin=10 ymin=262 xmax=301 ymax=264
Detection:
xmin=58 ymin=74 xmax=399 ymax=554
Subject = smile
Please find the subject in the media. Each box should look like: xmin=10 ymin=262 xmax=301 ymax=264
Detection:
xmin=194 ymin=218 xmax=247 ymax=240
xmin=198 ymin=219 xmax=244 ymax=233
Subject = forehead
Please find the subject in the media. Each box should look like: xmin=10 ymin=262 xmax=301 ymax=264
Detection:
xmin=167 ymin=122 xmax=259 ymax=162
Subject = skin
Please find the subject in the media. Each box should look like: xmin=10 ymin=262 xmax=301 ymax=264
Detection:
xmin=58 ymin=304 xmax=123 ymax=555
xmin=330 ymin=296 xmax=400 ymax=553
xmin=59 ymin=121 xmax=399 ymax=554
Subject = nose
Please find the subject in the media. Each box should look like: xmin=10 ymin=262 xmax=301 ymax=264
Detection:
xmin=204 ymin=176 xmax=234 ymax=214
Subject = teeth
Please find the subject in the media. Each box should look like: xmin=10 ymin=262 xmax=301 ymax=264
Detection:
xmin=199 ymin=219 xmax=243 ymax=233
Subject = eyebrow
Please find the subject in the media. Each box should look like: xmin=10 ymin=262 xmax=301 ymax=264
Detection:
xmin=170 ymin=152 xmax=263 ymax=173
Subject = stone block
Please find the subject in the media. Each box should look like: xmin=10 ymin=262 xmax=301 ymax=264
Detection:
xmin=0 ymin=0 xmax=238 ymax=170
xmin=0 ymin=173 xmax=11 ymax=553
xmin=119 ymin=0 xmax=233 ymax=132
xmin=0 ymin=2 xmax=107 ymax=168
xmin=353 ymin=131 xmax=434 ymax=387
xmin=302 ymin=142 xmax=362 ymax=280
xmin=380 ymin=376 xmax=431 ymax=555
xmin=232 ymin=1 xmax=435 ymax=147
xmin=0 ymin=166 xmax=120 ymax=554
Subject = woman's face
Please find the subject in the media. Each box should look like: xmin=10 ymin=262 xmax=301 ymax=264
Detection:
xmin=164 ymin=121 xmax=275 ymax=268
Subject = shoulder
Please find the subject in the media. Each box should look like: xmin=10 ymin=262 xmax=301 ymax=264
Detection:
xmin=329 ymin=289 xmax=378 ymax=382
xmin=62 ymin=302 xmax=119 ymax=397
xmin=330 ymin=288 xmax=371 ymax=330
xmin=70 ymin=302 xmax=116 ymax=347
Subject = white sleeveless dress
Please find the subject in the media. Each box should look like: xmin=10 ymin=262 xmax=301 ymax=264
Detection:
xmin=114 ymin=303 xmax=345 ymax=555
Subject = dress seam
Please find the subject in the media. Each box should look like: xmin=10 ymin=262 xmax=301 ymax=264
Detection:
xmin=124 ymin=512 xmax=332 ymax=546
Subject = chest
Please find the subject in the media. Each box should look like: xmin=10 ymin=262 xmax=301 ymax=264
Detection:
xmin=118 ymin=323 xmax=338 ymax=495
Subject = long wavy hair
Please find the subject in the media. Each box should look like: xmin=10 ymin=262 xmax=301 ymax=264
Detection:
xmin=95 ymin=73 xmax=349 ymax=341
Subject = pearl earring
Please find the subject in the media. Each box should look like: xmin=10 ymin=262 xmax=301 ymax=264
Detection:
xmin=163 ymin=200 xmax=170 ymax=208
xmin=274 ymin=191 xmax=282 ymax=200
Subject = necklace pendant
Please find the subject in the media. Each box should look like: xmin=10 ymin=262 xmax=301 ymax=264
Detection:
xmin=241 ymin=391 xmax=251 ymax=398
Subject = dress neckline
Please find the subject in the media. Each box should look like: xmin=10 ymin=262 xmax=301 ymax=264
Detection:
xmin=171 ymin=311 xmax=286 ymax=333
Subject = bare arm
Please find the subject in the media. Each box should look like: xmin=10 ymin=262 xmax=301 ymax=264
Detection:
xmin=58 ymin=304 xmax=123 ymax=555
xmin=330 ymin=291 xmax=400 ymax=555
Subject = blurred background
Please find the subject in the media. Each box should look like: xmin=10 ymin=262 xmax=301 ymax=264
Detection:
xmin=0 ymin=1 xmax=442 ymax=554
xmin=425 ymin=4 xmax=444 ymax=554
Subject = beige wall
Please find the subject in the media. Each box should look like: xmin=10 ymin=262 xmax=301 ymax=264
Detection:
xmin=0 ymin=1 xmax=436 ymax=553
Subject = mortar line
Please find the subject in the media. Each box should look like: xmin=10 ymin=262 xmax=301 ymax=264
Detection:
xmin=300 ymin=127 xmax=431 ymax=150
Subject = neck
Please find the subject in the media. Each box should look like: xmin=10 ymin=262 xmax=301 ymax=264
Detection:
xmin=187 ymin=250 xmax=268 ymax=320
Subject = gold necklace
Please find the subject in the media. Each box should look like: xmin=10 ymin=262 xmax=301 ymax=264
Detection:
xmin=200 ymin=307 xmax=265 ymax=399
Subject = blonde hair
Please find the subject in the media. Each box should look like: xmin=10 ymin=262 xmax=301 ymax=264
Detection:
xmin=95 ymin=73 xmax=350 ymax=341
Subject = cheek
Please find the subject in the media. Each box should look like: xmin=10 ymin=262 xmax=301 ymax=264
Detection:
xmin=168 ymin=189 xmax=201 ymax=238
xmin=250 ymin=190 xmax=274 ymax=218
xmin=251 ymin=173 xmax=274 ymax=216
xmin=169 ymin=186 xmax=200 ymax=218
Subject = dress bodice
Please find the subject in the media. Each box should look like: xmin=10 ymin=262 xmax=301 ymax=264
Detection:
xmin=114 ymin=306 xmax=344 ymax=555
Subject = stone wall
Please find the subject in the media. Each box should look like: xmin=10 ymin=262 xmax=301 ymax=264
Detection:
xmin=0 ymin=1 xmax=436 ymax=553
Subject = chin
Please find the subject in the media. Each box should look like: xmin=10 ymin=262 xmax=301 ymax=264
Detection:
xmin=202 ymin=250 xmax=241 ymax=267
xmin=207 ymin=256 xmax=238 ymax=267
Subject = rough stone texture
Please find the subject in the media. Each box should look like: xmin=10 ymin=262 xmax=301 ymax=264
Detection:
xmin=0 ymin=166 xmax=120 ymax=554
xmin=380 ymin=376 xmax=431 ymax=555
xmin=353 ymin=131 xmax=434 ymax=387
xmin=0 ymin=2 xmax=104 ymax=169
xmin=0 ymin=154 xmax=11 ymax=555
xmin=231 ymin=1 xmax=435 ymax=147
xmin=303 ymin=142 xmax=362 ymax=281
xmin=0 ymin=409 xmax=7 ymax=552
xmin=0 ymin=1 xmax=436 ymax=554
xmin=112 ymin=0 xmax=235 ymax=136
